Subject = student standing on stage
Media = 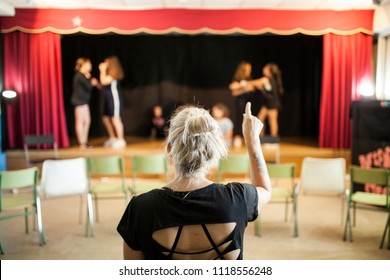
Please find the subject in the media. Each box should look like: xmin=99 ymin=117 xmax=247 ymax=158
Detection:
xmin=256 ymin=63 xmax=284 ymax=137
xmin=99 ymin=55 xmax=126 ymax=149
xmin=71 ymin=57 xmax=99 ymax=149
xmin=228 ymin=61 xmax=255 ymax=146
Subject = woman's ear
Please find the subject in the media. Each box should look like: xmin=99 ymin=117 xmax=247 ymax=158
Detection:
xmin=167 ymin=143 xmax=172 ymax=153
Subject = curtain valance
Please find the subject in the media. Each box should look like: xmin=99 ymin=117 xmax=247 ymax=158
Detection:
xmin=0 ymin=8 xmax=374 ymax=35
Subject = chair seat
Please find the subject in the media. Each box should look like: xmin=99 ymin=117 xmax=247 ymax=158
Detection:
xmin=2 ymin=196 xmax=35 ymax=211
xmin=351 ymin=191 xmax=387 ymax=207
xmin=271 ymin=186 xmax=292 ymax=199
xmin=91 ymin=182 xmax=126 ymax=193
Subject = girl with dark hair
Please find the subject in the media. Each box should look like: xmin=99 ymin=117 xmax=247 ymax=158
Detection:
xmin=71 ymin=57 xmax=99 ymax=149
xmin=256 ymin=63 xmax=284 ymax=137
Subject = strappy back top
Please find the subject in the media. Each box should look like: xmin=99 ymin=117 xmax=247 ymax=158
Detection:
xmin=117 ymin=182 xmax=258 ymax=260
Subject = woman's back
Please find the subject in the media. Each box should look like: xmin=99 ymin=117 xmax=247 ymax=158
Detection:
xmin=117 ymin=183 xmax=258 ymax=260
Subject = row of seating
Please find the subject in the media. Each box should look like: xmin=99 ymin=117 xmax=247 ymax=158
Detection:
xmin=1 ymin=154 xmax=389 ymax=254
xmin=219 ymin=155 xmax=390 ymax=249
xmin=0 ymin=154 xmax=168 ymax=254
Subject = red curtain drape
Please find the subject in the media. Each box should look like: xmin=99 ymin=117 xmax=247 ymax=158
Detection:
xmin=4 ymin=31 xmax=69 ymax=148
xmin=319 ymin=33 xmax=373 ymax=149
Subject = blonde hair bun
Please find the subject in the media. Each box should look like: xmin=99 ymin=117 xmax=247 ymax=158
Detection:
xmin=167 ymin=106 xmax=227 ymax=177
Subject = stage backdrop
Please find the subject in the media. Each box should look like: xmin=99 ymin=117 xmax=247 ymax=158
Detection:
xmin=61 ymin=34 xmax=323 ymax=139
xmin=0 ymin=9 xmax=374 ymax=148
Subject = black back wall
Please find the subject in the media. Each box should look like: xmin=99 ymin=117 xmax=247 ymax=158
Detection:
xmin=61 ymin=34 xmax=323 ymax=139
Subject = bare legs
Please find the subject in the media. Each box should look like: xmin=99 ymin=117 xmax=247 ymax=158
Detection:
xmin=102 ymin=115 xmax=126 ymax=148
xmin=75 ymin=105 xmax=91 ymax=148
xmin=102 ymin=116 xmax=116 ymax=139
xmin=257 ymin=106 xmax=279 ymax=137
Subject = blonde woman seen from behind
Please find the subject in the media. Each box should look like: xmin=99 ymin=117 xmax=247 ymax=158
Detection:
xmin=117 ymin=102 xmax=272 ymax=260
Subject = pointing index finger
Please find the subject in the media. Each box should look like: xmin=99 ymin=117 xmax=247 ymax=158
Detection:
xmin=245 ymin=102 xmax=252 ymax=116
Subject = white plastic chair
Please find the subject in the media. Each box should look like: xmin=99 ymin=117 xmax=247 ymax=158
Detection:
xmin=41 ymin=157 xmax=94 ymax=237
xmin=299 ymin=157 xmax=347 ymax=224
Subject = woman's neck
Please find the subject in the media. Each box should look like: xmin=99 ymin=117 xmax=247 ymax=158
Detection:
xmin=167 ymin=172 xmax=213 ymax=192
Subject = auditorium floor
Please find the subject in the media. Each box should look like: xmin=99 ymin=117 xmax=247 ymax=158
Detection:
xmin=1 ymin=137 xmax=389 ymax=260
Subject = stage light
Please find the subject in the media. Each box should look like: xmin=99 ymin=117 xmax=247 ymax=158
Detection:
xmin=2 ymin=90 xmax=17 ymax=99
xmin=357 ymin=79 xmax=375 ymax=97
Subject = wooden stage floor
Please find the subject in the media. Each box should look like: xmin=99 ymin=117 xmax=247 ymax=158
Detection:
xmin=5 ymin=136 xmax=351 ymax=177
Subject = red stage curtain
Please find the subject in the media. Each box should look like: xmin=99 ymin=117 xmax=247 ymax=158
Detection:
xmin=0 ymin=8 xmax=373 ymax=35
xmin=4 ymin=31 xmax=69 ymax=148
xmin=319 ymin=33 xmax=373 ymax=149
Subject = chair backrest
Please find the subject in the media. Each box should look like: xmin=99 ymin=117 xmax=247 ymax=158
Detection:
xmin=350 ymin=166 xmax=390 ymax=205
xmin=300 ymin=157 xmax=346 ymax=194
xmin=24 ymin=134 xmax=59 ymax=165
xmin=350 ymin=166 xmax=389 ymax=186
xmin=24 ymin=134 xmax=56 ymax=146
xmin=267 ymin=163 xmax=296 ymax=179
xmin=41 ymin=158 xmax=88 ymax=197
xmin=218 ymin=154 xmax=250 ymax=182
xmin=0 ymin=167 xmax=39 ymax=211
xmin=131 ymin=154 xmax=167 ymax=175
xmin=87 ymin=156 xmax=125 ymax=176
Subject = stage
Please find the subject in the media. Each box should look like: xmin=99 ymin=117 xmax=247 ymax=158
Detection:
xmin=5 ymin=136 xmax=351 ymax=177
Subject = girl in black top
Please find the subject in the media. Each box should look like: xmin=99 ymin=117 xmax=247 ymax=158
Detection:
xmin=71 ymin=57 xmax=99 ymax=149
xmin=229 ymin=61 xmax=256 ymax=142
xmin=257 ymin=63 xmax=284 ymax=137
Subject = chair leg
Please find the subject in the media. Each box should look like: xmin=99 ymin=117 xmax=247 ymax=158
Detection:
xmin=343 ymin=193 xmax=352 ymax=242
xmin=254 ymin=215 xmax=261 ymax=237
xmin=85 ymin=192 xmax=95 ymax=237
xmin=379 ymin=213 xmax=390 ymax=249
xmin=340 ymin=195 xmax=345 ymax=226
xmin=24 ymin=207 xmax=29 ymax=234
xmin=36 ymin=197 xmax=46 ymax=245
xmin=353 ymin=202 xmax=356 ymax=227
xmin=293 ymin=195 xmax=298 ymax=238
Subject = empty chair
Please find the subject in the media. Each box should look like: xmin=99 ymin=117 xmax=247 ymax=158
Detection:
xmin=87 ymin=155 xmax=129 ymax=222
xmin=299 ymin=157 xmax=347 ymax=224
xmin=343 ymin=166 xmax=390 ymax=249
xmin=0 ymin=167 xmax=45 ymax=254
xmin=218 ymin=154 xmax=250 ymax=183
xmin=41 ymin=158 xmax=94 ymax=237
xmin=24 ymin=134 xmax=59 ymax=166
xmin=254 ymin=163 xmax=298 ymax=237
xmin=131 ymin=154 xmax=168 ymax=195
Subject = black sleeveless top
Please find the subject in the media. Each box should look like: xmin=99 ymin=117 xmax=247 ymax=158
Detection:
xmin=117 ymin=182 xmax=258 ymax=260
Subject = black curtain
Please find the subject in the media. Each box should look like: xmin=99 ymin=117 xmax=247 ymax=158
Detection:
xmin=61 ymin=34 xmax=322 ymax=139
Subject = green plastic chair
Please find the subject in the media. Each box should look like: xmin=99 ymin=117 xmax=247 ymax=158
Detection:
xmin=254 ymin=163 xmax=298 ymax=238
xmin=87 ymin=156 xmax=129 ymax=223
xmin=131 ymin=154 xmax=168 ymax=195
xmin=218 ymin=154 xmax=250 ymax=183
xmin=0 ymin=167 xmax=45 ymax=254
xmin=343 ymin=166 xmax=390 ymax=249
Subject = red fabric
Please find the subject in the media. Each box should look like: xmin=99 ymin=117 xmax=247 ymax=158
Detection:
xmin=0 ymin=8 xmax=373 ymax=35
xmin=4 ymin=31 xmax=69 ymax=148
xmin=319 ymin=33 xmax=373 ymax=149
